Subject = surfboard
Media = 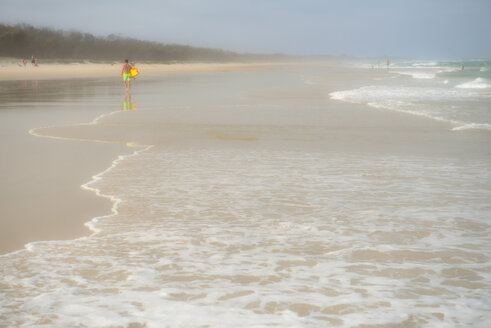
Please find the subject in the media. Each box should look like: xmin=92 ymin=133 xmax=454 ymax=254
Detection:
xmin=130 ymin=67 xmax=139 ymax=78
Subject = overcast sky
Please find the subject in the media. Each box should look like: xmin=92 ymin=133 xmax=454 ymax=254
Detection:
xmin=1 ymin=0 xmax=490 ymax=58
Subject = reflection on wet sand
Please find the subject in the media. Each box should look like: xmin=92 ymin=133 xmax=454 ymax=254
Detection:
xmin=123 ymin=92 xmax=137 ymax=111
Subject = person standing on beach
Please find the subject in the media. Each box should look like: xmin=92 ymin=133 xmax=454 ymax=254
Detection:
xmin=121 ymin=59 xmax=132 ymax=92
xmin=386 ymin=59 xmax=390 ymax=69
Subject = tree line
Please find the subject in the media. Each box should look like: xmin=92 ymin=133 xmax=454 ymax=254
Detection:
xmin=0 ymin=24 xmax=279 ymax=63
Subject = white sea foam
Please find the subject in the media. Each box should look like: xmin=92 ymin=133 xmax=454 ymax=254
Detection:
xmin=411 ymin=61 xmax=438 ymax=67
xmin=391 ymin=61 xmax=439 ymax=69
xmin=26 ymin=119 xmax=153 ymax=241
xmin=393 ymin=66 xmax=459 ymax=80
xmin=394 ymin=70 xmax=436 ymax=79
xmin=452 ymin=123 xmax=491 ymax=131
xmin=330 ymin=85 xmax=474 ymax=104
xmin=1 ymin=148 xmax=489 ymax=327
xmin=82 ymin=143 xmax=153 ymax=234
xmin=456 ymin=77 xmax=491 ymax=89
xmin=28 ymin=110 xmax=124 ymax=145
xmin=2 ymin=67 xmax=491 ymax=328
xmin=329 ymin=85 xmax=487 ymax=127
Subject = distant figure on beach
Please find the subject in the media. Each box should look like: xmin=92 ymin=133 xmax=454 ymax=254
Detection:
xmin=23 ymin=59 xmax=27 ymax=67
xmin=461 ymin=65 xmax=465 ymax=71
xmin=31 ymin=56 xmax=35 ymax=66
xmin=386 ymin=59 xmax=390 ymax=69
xmin=121 ymin=59 xmax=132 ymax=92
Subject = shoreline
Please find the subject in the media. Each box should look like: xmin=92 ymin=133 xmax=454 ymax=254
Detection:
xmin=0 ymin=139 xmax=133 ymax=256
xmin=3 ymin=62 xmax=491 ymax=326
xmin=3 ymin=143 xmax=152 ymax=258
xmin=80 ymin=143 xmax=153 ymax=235
xmin=0 ymin=61 xmax=290 ymax=255
xmin=0 ymin=120 xmax=152 ymax=256
xmin=2 ymin=61 xmax=483 ymax=256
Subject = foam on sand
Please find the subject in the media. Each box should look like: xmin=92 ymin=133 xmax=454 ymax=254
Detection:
xmin=1 ymin=62 xmax=490 ymax=327
xmin=25 ymin=113 xmax=153 ymax=247
xmin=2 ymin=147 xmax=490 ymax=327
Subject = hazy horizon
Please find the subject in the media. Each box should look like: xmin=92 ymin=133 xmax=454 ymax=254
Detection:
xmin=1 ymin=0 xmax=490 ymax=59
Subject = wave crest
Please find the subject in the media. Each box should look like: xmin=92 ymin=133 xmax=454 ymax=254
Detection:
xmin=452 ymin=123 xmax=491 ymax=132
xmin=456 ymin=77 xmax=491 ymax=89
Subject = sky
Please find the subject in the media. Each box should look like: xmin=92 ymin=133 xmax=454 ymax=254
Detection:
xmin=0 ymin=0 xmax=490 ymax=58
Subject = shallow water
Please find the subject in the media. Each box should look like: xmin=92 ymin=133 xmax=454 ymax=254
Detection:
xmin=1 ymin=64 xmax=490 ymax=327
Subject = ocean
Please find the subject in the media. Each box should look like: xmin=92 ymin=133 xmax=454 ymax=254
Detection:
xmin=331 ymin=59 xmax=491 ymax=131
xmin=1 ymin=61 xmax=490 ymax=327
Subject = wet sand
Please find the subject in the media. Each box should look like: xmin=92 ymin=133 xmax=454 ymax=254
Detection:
xmin=1 ymin=61 xmax=490 ymax=327
xmin=35 ymin=67 xmax=480 ymax=158
xmin=0 ymin=78 xmax=134 ymax=254
xmin=0 ymin=62 xmax=282 ymax=254
xmin=0 ymin=140 xmax=131 ymax=254
xmin=1 ymin=62 xmax=488 ymax=256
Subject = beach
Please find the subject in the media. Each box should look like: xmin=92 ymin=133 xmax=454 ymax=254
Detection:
xmin=0 ymin=62 xmax=283 ymax=254
xmin=1 ymin=60 xmax=490 ymax=327
xmin=0 ymin=62 xmax=279 ymax=81
xmin=0 ymin=75 xmax=129 ymax=254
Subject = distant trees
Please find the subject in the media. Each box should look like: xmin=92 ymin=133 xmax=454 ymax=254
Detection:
xmin=0 ymin=24 xmax=274 ymax=62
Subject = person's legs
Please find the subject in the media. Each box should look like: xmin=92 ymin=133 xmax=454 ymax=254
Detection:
xmin=123 ymin=74 xmax=131 ymax=91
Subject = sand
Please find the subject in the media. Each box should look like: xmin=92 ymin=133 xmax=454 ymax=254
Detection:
xmin=2 ymin=60 xmax=490 ymax=327
xmin=2 ymin=61 xmax=485 ymax=255
xmin=0 ymin=140 xmax=132 ymax=254
xmin=0 ymin=62 xmax=279 ymax=81
xmin=0 ymin=61 xmax=286 ymax=254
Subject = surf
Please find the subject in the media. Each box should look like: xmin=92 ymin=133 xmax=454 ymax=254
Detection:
xmin=456 ymin=77 xmax=491 ymax=89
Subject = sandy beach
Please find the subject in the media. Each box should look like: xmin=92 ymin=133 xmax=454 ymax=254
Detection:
xmin=0 ymin=61 xmax=284 ymax=254
xmin=1 ymin=60 xmax=490 ymax=327
xmin=2 ymin=0 xmax=490 ymax=325
xmin=0 ymin=62 xmax=280 ymax=81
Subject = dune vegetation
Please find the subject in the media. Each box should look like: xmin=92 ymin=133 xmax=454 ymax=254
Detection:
xmin=0 ymin=23 xmax=279 ymax=63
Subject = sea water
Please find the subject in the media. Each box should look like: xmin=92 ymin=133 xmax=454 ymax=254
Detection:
xmin=331 ymin=59 xmax=491 ymax=131
xmin=1 ymin=63 xmax=490 ymax=327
